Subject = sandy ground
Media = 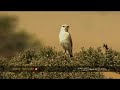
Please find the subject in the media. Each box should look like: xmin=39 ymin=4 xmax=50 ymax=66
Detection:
xmin=102 ymin=72 xmax=120 ymax=79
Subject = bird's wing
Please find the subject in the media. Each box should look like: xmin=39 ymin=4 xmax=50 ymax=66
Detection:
xmin=69 ymin=33 xmax=73 ymax=48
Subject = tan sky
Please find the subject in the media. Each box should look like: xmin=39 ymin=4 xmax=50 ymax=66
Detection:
xmin=0 ymin=11 xmax=120 ymax=52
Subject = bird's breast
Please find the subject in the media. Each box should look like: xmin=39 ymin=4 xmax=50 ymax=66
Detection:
xmin=59 ymin=31 xmax=69 ymax=42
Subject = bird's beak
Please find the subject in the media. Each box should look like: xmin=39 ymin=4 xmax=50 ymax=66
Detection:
xmin=66 ymin=26 xmax=69 ymax=29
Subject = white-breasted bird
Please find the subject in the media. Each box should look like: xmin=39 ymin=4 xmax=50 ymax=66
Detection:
xmin=59 ymin=24 xmax=73 ymax=57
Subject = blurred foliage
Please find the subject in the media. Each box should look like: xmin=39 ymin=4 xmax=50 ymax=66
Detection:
xmin=0 ymin=15 xmax=42 ymax=58
xmin=0 ymin=15 xmax=17 ymax=34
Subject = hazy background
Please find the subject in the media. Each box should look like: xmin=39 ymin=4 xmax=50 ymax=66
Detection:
xmin=0 ymin=11 xmax=120 ymax=53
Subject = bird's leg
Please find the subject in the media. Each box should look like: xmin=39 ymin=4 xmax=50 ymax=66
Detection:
xmin=63 ymin=50 xmax=66 ymax=54
xmin=64 ymin=50 xmax=67 ymax=60
xmin=64 ymin=55 xmax=67 ymax=60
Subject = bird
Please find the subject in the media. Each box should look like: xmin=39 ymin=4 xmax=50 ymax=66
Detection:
xmin=59 ymin=24 xmax=73 ymax=58
xmin=102 ymin=43 xmax=109 ymax=54
xmin=103 ymin=43 xmax=109 ymax=50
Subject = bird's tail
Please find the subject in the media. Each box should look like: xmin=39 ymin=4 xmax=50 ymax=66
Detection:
xmin=68 ymin=49 xmax=73 ymax=57
xmin=70 ymin=50 xmax=73 ymax=57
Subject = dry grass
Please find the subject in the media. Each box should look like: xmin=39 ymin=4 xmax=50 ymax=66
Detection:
xmin=0 ymin=46 xmax=120 ymax=79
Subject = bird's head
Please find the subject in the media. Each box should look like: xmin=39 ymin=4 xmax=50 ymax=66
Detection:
xmin=61 ymin=24 xmax=69 ymax=32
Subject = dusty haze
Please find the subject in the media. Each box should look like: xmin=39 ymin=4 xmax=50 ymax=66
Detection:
xmin=0 ymin=11 xmax=120 ymax=52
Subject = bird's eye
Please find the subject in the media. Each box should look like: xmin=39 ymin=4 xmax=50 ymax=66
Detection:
xmin=63 ymin=26 xmax=65 ymax=27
